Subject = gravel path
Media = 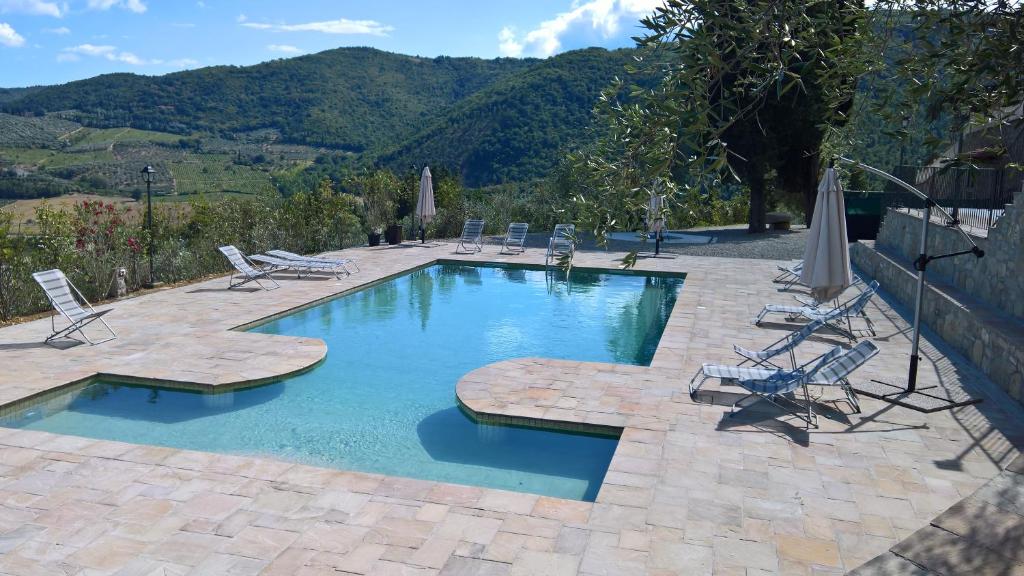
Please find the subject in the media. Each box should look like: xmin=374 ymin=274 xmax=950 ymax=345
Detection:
xmin=481 ymin=224 xmax=809 ymax=261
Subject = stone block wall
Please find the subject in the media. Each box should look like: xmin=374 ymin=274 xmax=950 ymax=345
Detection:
xmin=852 ymin=198 xmax=1024 ymax=406
xmin=876 ymin=205 xmax=1024 ymax=321
xmin=851 ymin=244 xmax=1023 ymax=405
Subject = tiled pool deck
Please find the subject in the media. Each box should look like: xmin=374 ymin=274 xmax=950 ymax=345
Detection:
xmin=0 ymin=244 xmax=1021 ymax=575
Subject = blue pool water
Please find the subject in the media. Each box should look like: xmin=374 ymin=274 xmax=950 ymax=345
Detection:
xmin=3 ymin=264 xmax=683 ymax=500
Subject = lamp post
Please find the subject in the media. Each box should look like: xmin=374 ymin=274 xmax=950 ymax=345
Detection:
xmin=141 ymin=165 xmax=156 ymax=288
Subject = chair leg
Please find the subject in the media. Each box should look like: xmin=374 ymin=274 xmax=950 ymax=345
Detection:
xmin=802 ymin=384 xmax=817 ymax=428
xmin=688 ymin=370 xmax=708 ymax=398
xmin=754 ymin=307 xmax=768 ymax=325
xmin=842 ymin=379 xmax=861 ymax=413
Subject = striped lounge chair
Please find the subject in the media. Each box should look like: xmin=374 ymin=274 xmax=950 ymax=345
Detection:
xmin=32 ymin=269 xmax=116 ymax=346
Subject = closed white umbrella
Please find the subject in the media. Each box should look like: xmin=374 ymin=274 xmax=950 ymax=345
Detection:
xmin=416 ymin=167 xmax=436 ymax=243
xmin=648 ymin=191 xmax=664 ymax=233
xmin=648 ymin=185 xmax=665 ymax=255
xmin=800 ymin=167 xmax=853 ymax=302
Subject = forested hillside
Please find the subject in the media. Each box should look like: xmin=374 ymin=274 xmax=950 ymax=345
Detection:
xmin=377 ymin=48 xmax=640 ymax=187
xmin=0 ymin=48 xmax=537 ymax=153
xmin=1 ymin=47 xmax=639 ymax=187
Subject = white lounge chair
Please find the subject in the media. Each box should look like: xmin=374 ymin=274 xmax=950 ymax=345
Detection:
xmin=456 ymin=219 xmax=485 ymax=253
xmin=248 ymin=253 xmax=347 ymax=279
xmin=218 ymin=245 xmax=280 ymax=290
xmin=731 ymin=346 xmax=848 ymax=427
xmin=807 ymin=340 xmax=879 ymax=414
xmin=754 ymin=281 xmax=880 ymax=340
xmin=266 ymin=249 xmax=359 ymax=274
xmin=691 ymin=343 xmax=876 ymax=425
xmin=32 ymin=269 xmax=116 ymax=346
xmin=733 ymin=319 xmax=827 ymax=370
xmin=773 ymin=260 xmax=803 ymax=289
xmin=500 ymin=223 xmax=529 ymax=254
xmin=545 ymin=224 xmax=575 ymax=266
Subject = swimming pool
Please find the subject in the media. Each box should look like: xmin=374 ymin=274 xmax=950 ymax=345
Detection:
xmin=2 ymin=263 xmax=683 ymax=500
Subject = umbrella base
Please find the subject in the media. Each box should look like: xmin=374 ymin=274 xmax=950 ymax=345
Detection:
xmin=636 ymin=252 xmax=677 ymax=259
xmin=853 ymin=379 xmax=981 ymax=413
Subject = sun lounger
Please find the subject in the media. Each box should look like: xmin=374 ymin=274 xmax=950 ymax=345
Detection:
xmin=807 ymin=340 xmax=878 ymax=414
xmin=248 ymin=253 xmax=347 ymax=279
xmin=691 ymin=346 xmax=842 ymax=427
xmin=545 ymin=224 xmax=575 ymax=266
xmin=754 ymin=281 xmax=879 ymax=340
xmin=733 ymin=319 xmax=827 ymax=369
xmin=500 ymin=223 xmax=529 ymax=254
xmin=32 ymin=269 xmax=117 ymax=345
xmin=692 ymin=343 xmax=874 ymax=426
xmin=773 ymin=260 xmax=803 ymax=289
xmin=456 ymin=219 xmax=485 ymax=254
xmin=267 ymin=249 xmax=359 ymax=274
xmin=218 ymin=245 xmax=280 ymax=290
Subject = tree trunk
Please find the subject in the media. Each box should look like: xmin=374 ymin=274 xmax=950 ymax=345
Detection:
xmin=748 ymin=169 xmax=767 ymax=233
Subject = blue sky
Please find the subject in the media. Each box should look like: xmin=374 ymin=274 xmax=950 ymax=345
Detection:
xmin=0 ymin=0 xmax=660 ymax=87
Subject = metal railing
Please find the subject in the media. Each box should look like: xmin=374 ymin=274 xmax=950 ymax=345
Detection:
xmin=884 ymin=165 xmax=1016 ymax=234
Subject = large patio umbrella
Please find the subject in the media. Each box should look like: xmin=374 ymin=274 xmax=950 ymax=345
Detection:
xmin=415 ymin=167 xmax=436 ymax=243
xmin=647 ymin=187 xmax=665 ymax=255
xmin=799 ymin=167 xmax=853 ymax=302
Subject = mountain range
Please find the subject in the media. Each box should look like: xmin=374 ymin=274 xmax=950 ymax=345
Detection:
xmin=1 ymin=47 xmax=636 ymax=187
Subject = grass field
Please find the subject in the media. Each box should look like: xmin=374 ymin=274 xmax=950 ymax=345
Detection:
xmin=1 ymin=194 xmax=138 ymax=233
xmin=69 ymin=127 xmax=184 ymax=149
xmin=0 ymin=147 xmax=55 ymax=165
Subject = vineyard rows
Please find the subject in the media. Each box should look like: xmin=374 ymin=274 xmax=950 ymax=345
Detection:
xmin=0 ymin=113 xmax=81 ymax=148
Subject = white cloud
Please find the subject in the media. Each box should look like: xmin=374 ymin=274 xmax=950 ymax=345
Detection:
xmin=65 ymin=42 xmax=113 ymax=56
xmin=43 ymin=25 xmax=69 ymax=34
xmin=0 ymin=0 xmax=64 ymax=17
xmin=0 ymin=21 xmax=25 ymax=46
xmin=112 ymin=50 xmax=141 ymax=64
xmin=267 ymin=44 xmax=301 ymax=54
xmin=86 ymin=0 xmax=146 ymax=14
xmin=500 ymin=0 xmax=661 ymax=57
xmin=61 ymin=42 xmax=145 ymax=64
xmin=236 ymin=13 xmax=246 ymax=23
xmin=497 ymin=26 xmax=522 ymax=57
xmin=242 ymin=17 xmax=393 ymax=36
xmin=58 ymin=42 xmax=196 ymax=67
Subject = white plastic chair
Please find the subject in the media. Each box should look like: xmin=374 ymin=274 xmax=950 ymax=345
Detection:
xmin=32 ymin=269 xmax=116 ymax=346
xmin=500 ymin=223 xmax=529 ymax=254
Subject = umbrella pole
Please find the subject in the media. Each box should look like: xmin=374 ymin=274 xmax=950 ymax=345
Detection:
xmin=906 ymin=202 xmax=931 ymax=393
xmin=834 ymin=156 xmax=988 ymax=411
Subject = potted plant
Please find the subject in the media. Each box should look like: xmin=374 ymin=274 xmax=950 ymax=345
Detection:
xmin=362 ymin=182 xmax=395 ymax=248
xmin=385 ymin=223 xmax=403 ymax=245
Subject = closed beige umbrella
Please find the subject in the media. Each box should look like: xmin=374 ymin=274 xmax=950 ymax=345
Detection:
xmin=648 ymin=184 xmax=665 ymax=255
xmin=800 ymin=167 xmax=853 ymax=302
xmin=416 ymin=167 xmax=436 ymax=243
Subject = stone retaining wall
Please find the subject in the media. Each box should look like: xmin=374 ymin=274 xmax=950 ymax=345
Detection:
xmin=851 ymin=200 xmax=1024 ymax=406
xmin=851 ymin=243 xmax=1023 ymax=405
xmin=876 ymin=205 xmax=1024 ymax=321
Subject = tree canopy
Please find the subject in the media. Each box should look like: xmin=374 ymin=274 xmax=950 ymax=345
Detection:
xmin=570 ymin=0 xmax=1021 ymax=260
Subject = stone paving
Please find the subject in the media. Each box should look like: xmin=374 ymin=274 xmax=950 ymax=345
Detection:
xmin=0 ymin=239 xmax=1022 ymax=575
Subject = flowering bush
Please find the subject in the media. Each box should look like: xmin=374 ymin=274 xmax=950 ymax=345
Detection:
xmin=70 ymin=200 xmax=146 ymax=297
